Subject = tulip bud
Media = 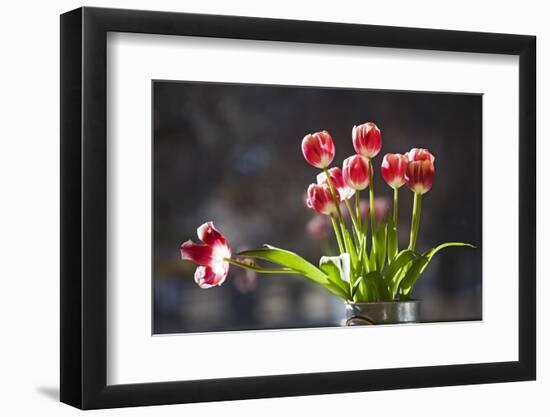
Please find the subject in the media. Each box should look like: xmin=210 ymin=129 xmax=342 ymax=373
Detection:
xmin=317 ymin=166 xmax=355 ymax=200
xmin=301 ymin=130 xmax=335 ymax=168
xmin=306 ymin=183 xmax=339 ymax=215
xmin=342 ymin=154 xmax=370 ymax=190
xmin=352 ymin=122 xmax=382 ymax=159
xmin=405 ymin=148 xmax=435 ymax=194
xmin=381 ymin=153 xmax=408 ymax=189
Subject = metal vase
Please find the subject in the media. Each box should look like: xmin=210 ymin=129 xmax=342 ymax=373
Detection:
xmin=345 ymin=301 xmax=420 ymax=325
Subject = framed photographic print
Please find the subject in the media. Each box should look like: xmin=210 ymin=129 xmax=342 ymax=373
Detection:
xmin=60 ymin=6 xmax=536 ymax=409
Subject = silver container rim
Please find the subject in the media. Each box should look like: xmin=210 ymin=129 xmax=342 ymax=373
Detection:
xmin=345 ymin=300 xmax=420 ymax=306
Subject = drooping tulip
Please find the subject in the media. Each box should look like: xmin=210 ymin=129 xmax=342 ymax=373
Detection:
xmin=405 ymin=148 xmax=435 ymax=194
xmin=381 ymin=153 xmax=408 ymax=189
xmin=301 ymin=130 xmax=335 ymax=168
xmin=180 ymin=222 xmax=232 ymax=288
xmin=352 ymin=122 xmax=382 ymax=159
xmin=316 ymin=166 xmax=355 ymax=200
xmin=306 ymin=183 xmax=339 ymax=215
xmin=342 ymin=154 xmax=370 ymax=191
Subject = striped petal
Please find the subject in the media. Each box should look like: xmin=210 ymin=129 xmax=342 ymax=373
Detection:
xmin=194 ymin=265 xmax=228 ymax=288
xmin=197 ymin=221 xmax=227 ymax=247
xmin=180 ymin=240 xmax=214 ymax=266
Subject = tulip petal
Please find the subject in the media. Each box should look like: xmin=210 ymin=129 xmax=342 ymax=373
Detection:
xmin=180 ymin=240 xmax=214 ymax=265
xmin=407 ymin=148 xmax=435 ymax=163
xmin=197 ymin=221 xmax=227 ymax=247
xmin=194 ymin=265 xmax=228 ymax=288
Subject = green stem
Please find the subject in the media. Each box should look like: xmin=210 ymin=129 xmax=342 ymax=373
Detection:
xmin=330 ymin=215 xmax=345 ymax=254
xmin=368 ymin=159 xmax=377 ymax=262
xmin=408 ymin=192 xmax=422 ymax=251
xmin=393 ymin=187 xmax=399 ymax=226
xmin=225 ymin=258 xmax=300 ymax=274
xmin=390 ymin=187 xmax=399 ymax=254
xmin=344 ymin=198 xmax=360 ymax=243
xmin=355 ymin=190 xmax=361 ymax=231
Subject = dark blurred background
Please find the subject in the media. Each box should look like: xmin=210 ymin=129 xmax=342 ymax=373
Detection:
xmin=153 ymin=81 xmax=482 ymax=334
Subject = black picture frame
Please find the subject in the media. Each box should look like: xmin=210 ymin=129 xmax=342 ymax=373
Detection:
xmin=60 ymin=6 xmax=536 ymax=410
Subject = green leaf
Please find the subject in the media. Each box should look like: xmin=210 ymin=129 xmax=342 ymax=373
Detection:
xmin=320 ymin=253 xmax=350 ymax=283
xmin=323 ymin=282 xmax=349 ymax=299
xmin=399 ymin=242 xmax=476 ymax=298
xmin=425 ymin=242 xmax=476 ymax=258
xmin=383 ymin=249 xmax=418 ymax=298
xmin=371 ymin=270 xmax=392 ymax=301
xmin=351 ymin=274 xmax=364 ymax=300
xmin=368 ymin=245 xmax=377 ymax=272
xmin=367 ymin=277 xmax=379 ymax=302
xmin=341 ymin=227 xmax=359 ymax=275
xmin=238 ymin=245 xmax=328 ymax=286
xmin=319 ymin=253 xmax=352 ymax=298
xmin=353 ymin=270 xmax=390 ymax=302
xmin=387 ymin=216 xmax=398 ymax=264
xmin=399 ymin=256 xmax=429 ymax=299
xmin=375 ymin=221 xmax=388 ymax=271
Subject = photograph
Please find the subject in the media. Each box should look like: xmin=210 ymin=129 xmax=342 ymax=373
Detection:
xmin=152 ymin=81 xmax=482 ymax=334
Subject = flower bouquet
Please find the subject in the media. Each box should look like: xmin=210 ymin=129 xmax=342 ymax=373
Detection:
xmin=180 ymin=122 xmax=475 ymax=325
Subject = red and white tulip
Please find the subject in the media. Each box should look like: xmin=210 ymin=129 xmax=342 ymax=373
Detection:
xmin=381 ymin=153 xmax=408 ymax=189
xmin=301 ymin=130 xmax=336 ymax=169
xmin=180 ymin=222 xmax=232 ymax=288
xmin=306 ymin=183 xmax=339 ymax=215
xmin=316 ymin=166 xmax=355 ymax=200
xmin=405 ymin=148 xmax=435 ymax=194
xmin=342 ymin=154 xmax=370 ymax=191
xmin=352 ymin=122 xmax=382 ymax=159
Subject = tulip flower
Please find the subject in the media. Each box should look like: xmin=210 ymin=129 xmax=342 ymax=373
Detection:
xmin=381 ymin=153 xmax=408 ymax=189
xmin=352 ymin=122 xmax=382 ymax=159
xmin=405 ymin=149 xmax=435 ymax=194
xmin=306 ymin=183 xmax=339 ymax=216
xmin=317 ymin=167 xmax=355 ymax=200
xmin=404 ymin=148 xmax=435 ymax=251
xmin=301 ymin=130 xmax=335 ymax=168
xmin=380 ymin=153 xmax=408 ymax=261
xmin=342 ymin=155 xmax=370 ymax=191
xmin=352 ymin=122 xmax=382 ymax=263
xmin=180 ymin=222 xmax=232 ymax=289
